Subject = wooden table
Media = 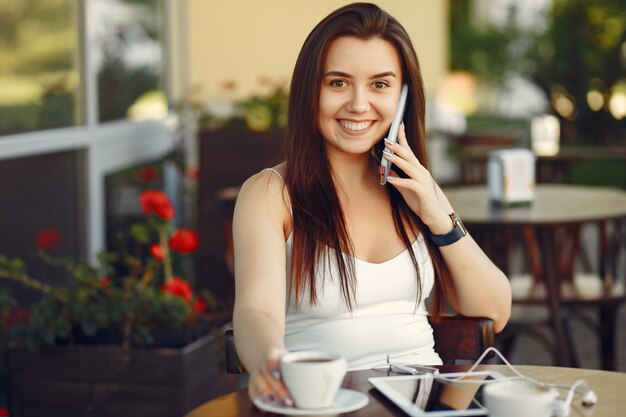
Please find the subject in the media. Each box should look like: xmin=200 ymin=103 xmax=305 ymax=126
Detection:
xmin=444 ymin=184 xmax=626 ymax=369
xmin=185 ymin=365 xmax=626 ymax=416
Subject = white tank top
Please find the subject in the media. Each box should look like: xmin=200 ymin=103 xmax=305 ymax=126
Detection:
xmin=261 ymin=168 xmax=442 ymax=370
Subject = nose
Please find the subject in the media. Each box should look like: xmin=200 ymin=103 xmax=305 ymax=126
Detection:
xmin=346 ymin=87 xmax=370 ymax=113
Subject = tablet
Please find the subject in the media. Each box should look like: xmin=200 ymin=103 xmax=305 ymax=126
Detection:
xmin=369 ymin=371 xmax=505 ymax=417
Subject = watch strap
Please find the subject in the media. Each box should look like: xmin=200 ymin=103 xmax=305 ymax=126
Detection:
xmin=427 ymin=211 xmax=467 ymax=247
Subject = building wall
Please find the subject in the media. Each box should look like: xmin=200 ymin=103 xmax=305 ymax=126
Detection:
xmin=184 ymin=0 xmax=449 ymax=101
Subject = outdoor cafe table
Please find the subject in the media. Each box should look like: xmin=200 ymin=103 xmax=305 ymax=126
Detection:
xmin=443 ymin=184 xmax=626 ymax=369
xmin=185 ymin=364 xmax=626 ymax=417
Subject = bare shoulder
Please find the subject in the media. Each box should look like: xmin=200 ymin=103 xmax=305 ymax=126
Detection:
xmin=234 ymin=165 xmax=291 ymax=235
xmin=238 ymin=165 xmax=286 ymax=204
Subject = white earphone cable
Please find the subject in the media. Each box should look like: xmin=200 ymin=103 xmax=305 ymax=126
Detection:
xmin=431 ymin=346 xmax=596 ymax=414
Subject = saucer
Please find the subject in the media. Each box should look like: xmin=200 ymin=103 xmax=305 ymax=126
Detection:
xmin=253 ymin=388 xmax=369 ymax=415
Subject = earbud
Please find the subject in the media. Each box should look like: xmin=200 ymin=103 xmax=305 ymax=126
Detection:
xmin=551 ymin=380 xmax=597 ymax=416
xmin=581 ymin=389 xmax=597 ymax=408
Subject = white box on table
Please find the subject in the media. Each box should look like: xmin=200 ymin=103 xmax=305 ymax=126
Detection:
xmin=487 ymin=148 xmax=536 ymax=205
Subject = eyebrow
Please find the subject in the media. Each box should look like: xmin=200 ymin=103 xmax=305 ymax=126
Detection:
xmin=322 ymin=70 xmax=397 ymax=79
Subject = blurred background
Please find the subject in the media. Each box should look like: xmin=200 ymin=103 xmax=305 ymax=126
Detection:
xmin=0 ymin=0 xmax=625 ymax=384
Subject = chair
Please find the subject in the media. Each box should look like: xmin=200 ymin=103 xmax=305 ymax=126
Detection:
xmin=495 ymin=217 xmax=626 ymax=370
xmin=224 ymin=315 xmax=495 ymax=373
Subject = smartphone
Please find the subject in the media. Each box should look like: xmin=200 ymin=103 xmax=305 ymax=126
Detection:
xmin=379 ymin=83 xmax=409 ymax=185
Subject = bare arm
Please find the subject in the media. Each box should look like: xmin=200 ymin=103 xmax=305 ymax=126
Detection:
xmin=232 ymin=170 xmax=292 ymax=403
xmin=383 ymin=128 xmax=512 ymax=333
xmin=429 ymin=184 xmax=512 ymax=333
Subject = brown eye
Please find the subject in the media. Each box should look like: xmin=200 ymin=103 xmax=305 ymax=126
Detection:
xmin=373 ymin=81 xmax=389 ymax=89
xmin=330 ymin=80 xmax=347 ymax=88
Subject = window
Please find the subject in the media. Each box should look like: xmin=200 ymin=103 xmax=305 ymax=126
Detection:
xmin=0 ymin=0 xmax=175 ymax=265
xmin=90 ymin=0 xmax=167 ymax=122
xmin=0 ymin=0 xmax=81 ymax=136
xmin=0 ymin=0 xmax=168 ymax=137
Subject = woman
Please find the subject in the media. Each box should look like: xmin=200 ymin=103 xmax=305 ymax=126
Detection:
xmin=232 ymin=2 xmax=511 ymax=406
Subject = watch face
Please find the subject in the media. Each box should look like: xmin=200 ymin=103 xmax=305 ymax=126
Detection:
xmin=452 ymin=212 xmax=467 ymax=236
xmin=457 ymin=219 xmax=467 ymax=236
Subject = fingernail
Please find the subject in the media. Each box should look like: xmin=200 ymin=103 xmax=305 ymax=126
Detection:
xmin=384 ymin=138 xmax=395 ymax=146
xmin=383 ymin=149 xmax=393 ymax=157
xmin=386 ymin=175 xmax=396 ymax=181
xmin=283 ymin=397 xmax=294 ymax=407
xmin=401 ymin=122 xmax=405 ymax=130
xmin=271 ymin=368 xmax=281 ymax=380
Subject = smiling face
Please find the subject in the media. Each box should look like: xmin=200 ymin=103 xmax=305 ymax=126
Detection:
xmin=318 ymin=36 xmax=403 ymax=159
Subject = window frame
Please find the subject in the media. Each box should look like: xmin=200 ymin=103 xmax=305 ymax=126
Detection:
xmin=0 ymin=0 xmax=181 ymax=263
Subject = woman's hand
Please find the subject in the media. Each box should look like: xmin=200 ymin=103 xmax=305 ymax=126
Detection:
xmin=247 ymin=347 xmax=294 ymax=407
xmin=382 ymin=126 xmax=512 ymax=331
xmin=383 ymin=124 xmax=453 ymax=234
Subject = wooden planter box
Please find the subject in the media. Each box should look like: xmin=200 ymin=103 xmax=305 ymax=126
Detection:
xmin=5 ymin=333 xmax=240 ymax=417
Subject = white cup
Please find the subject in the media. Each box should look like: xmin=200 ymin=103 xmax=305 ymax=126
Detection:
xmin=483 ymin=379 xmax=558 ymax=417
xmin=280 ymin=351 xmax=347 ymax=409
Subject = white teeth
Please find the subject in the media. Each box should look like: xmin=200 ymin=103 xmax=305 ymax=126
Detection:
xmin=340 ymin=120 xmax=372 ymax=131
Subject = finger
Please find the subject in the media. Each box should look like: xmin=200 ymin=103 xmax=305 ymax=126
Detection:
xmin=264 ymin=351 xmax=294 ymax=406
xmin=383 ymin=148 xmax=424 ymax=181
xmin=384 ymin=140 xmax=424 ymax=174
xmin=249 ymin=372 xmax=273 ymax=403
xmin=386 ymin=173 xmax=424 ymax=193
xmin=264 ymin=368 xmax=293 ymax=404
xmin=386 ymin=130 xmax=427 ymax=174
xmin=249 ymin=370 xmax=293 ymax=406
xmin=396 ymin=122 xmax=416 ymax=157
xmin=385 ymin=139 xmax=413 ymax=159
xmin=387 ymin=168 xmax=426 ymax=210
xmin=386 ymin=168 xmax=415 ymax=192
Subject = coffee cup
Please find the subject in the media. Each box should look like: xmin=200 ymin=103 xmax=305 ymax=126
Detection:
xmin=483 ymin=379 xmax=558 ymax=417
xmin=280 ymin=351 xmax=347 ymax=409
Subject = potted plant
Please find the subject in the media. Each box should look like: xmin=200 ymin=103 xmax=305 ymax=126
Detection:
xmin=0 ymin=189 xmax=239 ymax=417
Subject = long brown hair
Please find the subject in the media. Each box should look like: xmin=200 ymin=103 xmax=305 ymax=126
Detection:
xmin=283 ymin=2 xmax=451 ymax=317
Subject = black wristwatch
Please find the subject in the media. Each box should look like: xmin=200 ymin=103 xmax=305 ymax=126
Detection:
xmin=427 ymin=211 xmax=467 ymax=247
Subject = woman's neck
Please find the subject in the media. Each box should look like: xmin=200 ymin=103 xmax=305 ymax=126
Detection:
xmin=326 ymin=149 xmax=380 ymax=194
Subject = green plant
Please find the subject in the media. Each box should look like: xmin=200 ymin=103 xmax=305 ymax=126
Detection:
xmin=232 ymin=84 xmax=288 ymax=132
xmin=0 ymin=189 xmax=216 ymax=351
xmin=525 ymin=0 xmax=626 ymax=142
xmin=450 ymin=0 xmax=626 ymax=143
xmin=179 ymin=79 xmax=289 ymax=133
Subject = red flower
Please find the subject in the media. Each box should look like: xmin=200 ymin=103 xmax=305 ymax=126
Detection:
xmin=100 ymin=276 xmax=111 ymax=287
xmin=154 ymin=203 xmax=175 ymax=220
xmin=139 ymin=190 xmax=164 ymax=213
xmin=161 ymin=276 xmax=193 ymax=303
xmin=192 ymin=298 xmax=206 ymax=314
xmin=139 ymin=190 xmax=175 ymax=220
xmin=36 ymin=228 xmax=62 ymax=250
xmin=138 ymin=166 xmax=158 ymax=182
xmin=168 ymin=228 xmax=199 ymax=254
xmin=149 ymin=244 xmax=165 ymax=261
xmin=0 ymin=407 xmax=8 ymax=417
